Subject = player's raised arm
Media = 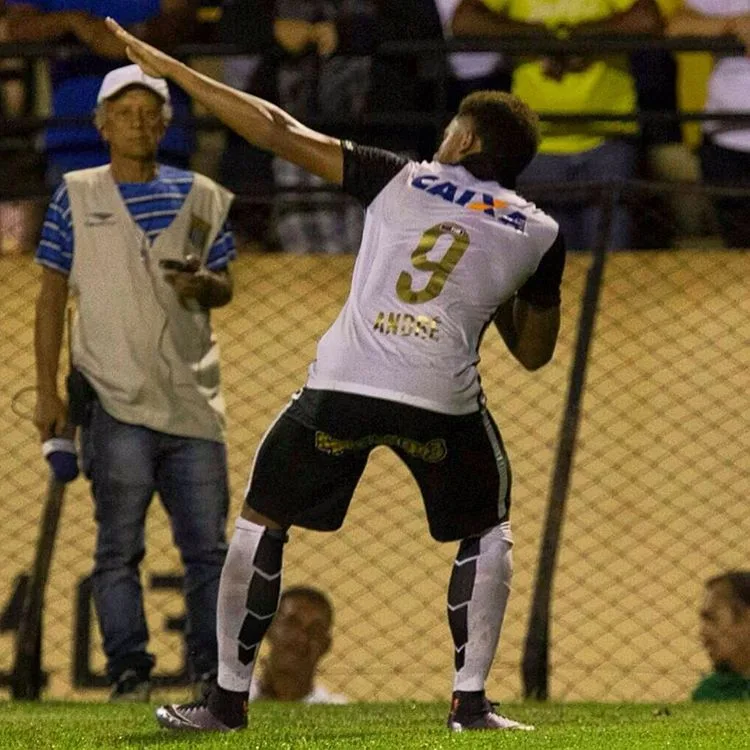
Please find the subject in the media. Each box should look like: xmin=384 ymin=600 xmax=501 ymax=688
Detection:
xmin=104 ymin=17 xmax=344 ymax=185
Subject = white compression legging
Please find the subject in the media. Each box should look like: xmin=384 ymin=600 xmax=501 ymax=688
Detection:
xmin=216 ymin=517 xmax=285 ymax=693
xmin=448 ymin=522 xmax=513 ymax=692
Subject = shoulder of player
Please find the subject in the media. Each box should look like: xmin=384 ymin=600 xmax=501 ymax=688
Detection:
xmin=492 ymin=183 xmax=559 ymax=230
xmin=513 ymin=195 xmax=558 ymax=227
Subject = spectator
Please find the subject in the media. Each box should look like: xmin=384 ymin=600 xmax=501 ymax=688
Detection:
xmin=365 ymin=0 xmax=445 ymax=159
xmin=452 ymin=0 xmax=664 ymax=251
xmin=250 ymin=586 xmax=347 ymax=703
xmin=0 ymin=2 xmax=46 ymax=254
xmin=216 ymin=0 xmax=276 ymax=249
xmin=668 ymin=1 xmax=750 ymax=248
xmin=436 ymin=0 xmax=511 ymax=113
xmin=5 ymin=0 xmax=201 ymax=187
xmin=629 ymin=0 xmax=712 ymax=247
xmin=693 ymin=571 xmax=750 ymax=701
xmin=270 ymin=0 xmax=374 ymax=254
xmin=220 ymin=0 xmax=374 ymax=253
xmin=33 ymin=65 xmax=235 ymax=701
xmin=109 ymin=20 xmax=563 ymax=735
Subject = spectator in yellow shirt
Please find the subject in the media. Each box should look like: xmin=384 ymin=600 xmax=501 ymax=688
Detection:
xmin=669 ymin=1 xmax=750 ymax=248
xmin=452 ymin=0 xmax=664 ymax=250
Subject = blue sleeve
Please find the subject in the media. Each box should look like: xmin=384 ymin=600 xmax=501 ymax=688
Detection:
xmin=36 ymin=183 xmax=73 ymax=275
xmin=205 ymin=220 xmax=236 ymax=271
xmin=93 ymin=0 xmax=160 ymax=24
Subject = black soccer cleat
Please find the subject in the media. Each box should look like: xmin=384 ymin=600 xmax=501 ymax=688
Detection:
xmin=447 ymin=692 xmax=535 ymax=732
xmin=155 ymin=692 xmax=247 ymax=732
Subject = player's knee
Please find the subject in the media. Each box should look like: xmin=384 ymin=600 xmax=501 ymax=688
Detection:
xmin=241 ymin=505 xmax=284 ymax=530
xmin=479 ymin=523 xmax=514 ymax=577
xmin=455 ymin=523 xmax=513 ymax=570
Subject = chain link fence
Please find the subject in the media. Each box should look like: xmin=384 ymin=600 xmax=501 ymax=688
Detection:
xmin=0 ymin=184 xmax=747 ymax=704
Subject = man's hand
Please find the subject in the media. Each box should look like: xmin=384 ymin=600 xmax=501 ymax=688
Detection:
xmin=104 ymin=17 xmax=177 ymax=78
xmin=162 ymin=254 xmax=201 ymax=305
xmin=274 ymin=19 xmax=314 ymax=55
xmin=312 ymin=21 xmax=338 ymax=57
xmin=728 ymin=16 xmax=750 ymax=56
xmin=540 ymin=55 xmax=592 ymax=81
xmin=106 ymin=15 xmax=346 ymax=186
xmin=68 ymin=11 xmax=127 ymax=58
xmin=34 ymin=393 xmax=68 ymax=443
xmin=162 ymin=256 xmax=233 ymax=309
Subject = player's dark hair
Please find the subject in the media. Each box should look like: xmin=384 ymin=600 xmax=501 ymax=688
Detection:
xmin=280 ymin=585 xmax=334 ymax=625
xmin=706 ymin=571 xmax=750 ymax=617
xmin=457 ymin=91 xmax=540 ymax=184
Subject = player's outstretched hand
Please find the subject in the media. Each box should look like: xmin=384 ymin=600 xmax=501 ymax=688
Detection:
xmin=104 ymin=17 xmax=176 ymax=79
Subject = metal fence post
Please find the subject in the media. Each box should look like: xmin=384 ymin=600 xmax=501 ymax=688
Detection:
xmin=522 ymin=184 xmax=616 ymax=700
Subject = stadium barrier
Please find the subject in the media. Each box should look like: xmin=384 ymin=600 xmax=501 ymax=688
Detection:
xmin=0 ymin=34 xmax=748 ymax=703
xmin=0 ymin=180 xmax=747 ymax=703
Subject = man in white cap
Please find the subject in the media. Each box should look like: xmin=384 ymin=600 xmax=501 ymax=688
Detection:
xmin=4 ymin=0 xmax=199 ymax=185
xmin=33 ymin=64 xmax=236 ymax=702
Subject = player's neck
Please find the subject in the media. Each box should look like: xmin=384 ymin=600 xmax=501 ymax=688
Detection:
xmin=109 ymin=156 xmax=158 ymax=184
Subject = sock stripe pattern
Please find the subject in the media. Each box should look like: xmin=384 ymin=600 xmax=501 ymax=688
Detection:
xmin=451 ymin=523 xmax=513 ymax=693
xmin=447 ymin=536 xmax=480 ymax=672
xmin=237 ymin=530 xmax=284 ymax=666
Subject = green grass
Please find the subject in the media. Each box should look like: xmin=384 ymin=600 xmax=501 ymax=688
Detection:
xmin=1 ymin=700 xmax=747 ymax=749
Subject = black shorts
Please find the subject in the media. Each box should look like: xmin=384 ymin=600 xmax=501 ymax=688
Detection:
xmin=245 ymin=388 xmax=511 ymax=542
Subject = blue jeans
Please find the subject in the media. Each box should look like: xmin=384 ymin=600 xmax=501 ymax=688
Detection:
xmin=81 ymin=402 xmax=229 ymax=683
xmin=518 ymin=139 xmax=638 ymax=251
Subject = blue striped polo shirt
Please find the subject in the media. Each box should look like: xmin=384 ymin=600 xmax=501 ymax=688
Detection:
xmin=37 ymin=165 xmax=235 ymax=275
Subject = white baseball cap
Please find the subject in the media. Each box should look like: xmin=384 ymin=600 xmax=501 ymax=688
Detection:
xmin=97 ymin=64 xmax=170 ymax=104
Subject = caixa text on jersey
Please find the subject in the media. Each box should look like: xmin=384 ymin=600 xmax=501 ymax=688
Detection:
xmin=411 ymin=174 xmax=528 ymax=232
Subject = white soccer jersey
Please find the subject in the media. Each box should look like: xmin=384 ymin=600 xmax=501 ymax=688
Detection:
xmin=306 ymin=143 xmax=563 ymax=415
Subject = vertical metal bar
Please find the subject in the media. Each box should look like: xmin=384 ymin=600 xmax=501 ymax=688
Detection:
xmin=522 ymin=185 xmax=616 ymax=700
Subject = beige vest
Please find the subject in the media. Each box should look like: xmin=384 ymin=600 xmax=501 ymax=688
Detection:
xmin=66 ymin=165 xmax=233 ymax=442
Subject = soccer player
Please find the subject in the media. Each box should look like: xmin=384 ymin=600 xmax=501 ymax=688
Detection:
xmin=105 ymin=17 xmax=565 ymax=732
